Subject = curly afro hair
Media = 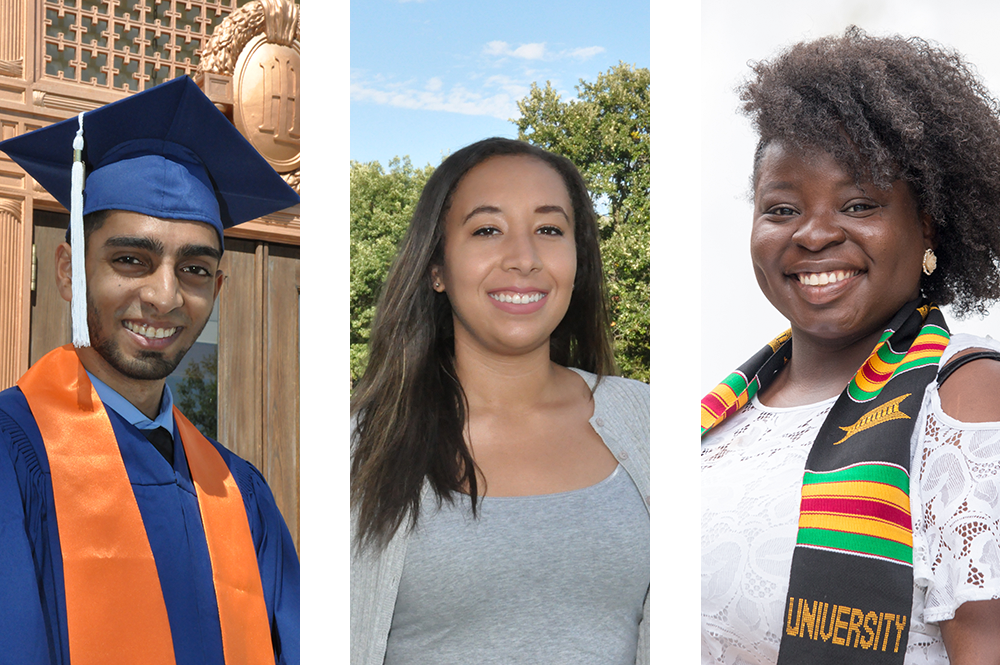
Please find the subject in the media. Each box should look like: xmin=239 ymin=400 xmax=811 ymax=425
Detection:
xmin=741 ymin=26 xmax=1000 ymax=316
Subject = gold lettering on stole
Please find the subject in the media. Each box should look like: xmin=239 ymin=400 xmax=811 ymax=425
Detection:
xmin=860 ymin=611 xmax=878 ymax=649
xmin=832 ymin=605 xmax=851 ymax=645
xmin=881 ymin=613 xmax=896 ymax=651
xmin=785 ymin=597 xmax=803 ymax=636
xmin=800 ymin=599 xmax=819 ymax=639
xmin=788 ymin=599 xmax=909 ymax=651
xmin=847 ymin=608 xmax=864 ymax=647
xmin=819 ymin=603 xmax=836 ymax=642
xmin=893 ymin=615 xmax=907 ymax=653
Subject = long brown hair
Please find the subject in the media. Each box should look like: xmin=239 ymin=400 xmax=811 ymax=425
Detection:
xmin=350 ymin=138 xmax=616 ymax=549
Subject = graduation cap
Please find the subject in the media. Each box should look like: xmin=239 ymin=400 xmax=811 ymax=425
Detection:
xmin=0 ymin=75 xmax=299 ymax=347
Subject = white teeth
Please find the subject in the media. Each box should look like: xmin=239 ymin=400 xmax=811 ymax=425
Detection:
xmin=490 ymin=292 xmax=545 ymax=304
xmin=798 ymin=270 xmax=858 ymax=286
xmin=125 ymin=321 xmax=177 ymax=339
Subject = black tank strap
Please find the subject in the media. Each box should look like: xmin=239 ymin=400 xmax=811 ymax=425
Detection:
xmin=937 ymin=350 xmax=1000 ymax=386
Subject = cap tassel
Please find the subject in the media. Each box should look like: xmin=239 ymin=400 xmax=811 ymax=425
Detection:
xmin=70 ymin=112 xmax=90 ymax=348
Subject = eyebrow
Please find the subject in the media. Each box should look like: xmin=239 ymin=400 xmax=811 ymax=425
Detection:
xmin=759 ymin=175 xmax=861 ymax=194
xmin=535 ymin=205 xmax=570 ymax=221
xmin=462 ymin=204 xmax=571 ymax=224
xmin=462 ymin=205 xmax=501 ymax=224
xmin=103 ymin=235 xmax=164 ymax=254
xmin=758 ymin=181 xmax=792 ymax=192
xmin=179 ymin=244 xmax=222 ymax=261
xmin=102 ymin=235 xmax=222 ymax=261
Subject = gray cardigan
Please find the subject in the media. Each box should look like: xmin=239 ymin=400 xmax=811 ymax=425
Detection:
xmin=351 ymin=369 xmax=650 ymax=664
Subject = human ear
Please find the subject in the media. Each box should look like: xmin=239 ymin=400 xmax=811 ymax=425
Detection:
xmin=430 ymin=266 xmax=445 ymax=292
xmin=213 ymin=270 xmax=224 ymax=299
xmin=54 ymin=242 xmax=74 ymax=304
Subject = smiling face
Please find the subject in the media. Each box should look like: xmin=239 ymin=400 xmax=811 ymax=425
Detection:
xmin=433 ymin=154 xmax=577 ymax=360
xmin=62 ymin=210 xmax=224 ymax=388
xmin=751 ymin=142 xmax=934 ymax=348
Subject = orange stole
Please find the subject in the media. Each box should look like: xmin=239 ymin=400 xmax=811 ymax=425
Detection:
xmin=175 ymin=408 xmax=272 ymax=664
xmin=18 ymin=345 xmax=271 ymax=665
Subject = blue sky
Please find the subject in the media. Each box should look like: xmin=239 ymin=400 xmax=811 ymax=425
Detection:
xmin=350 ymin=0 xmax=650 ymax=169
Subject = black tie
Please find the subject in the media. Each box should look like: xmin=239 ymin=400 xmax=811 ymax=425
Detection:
xmin=141 ymin=427 xmax=174 ymax=466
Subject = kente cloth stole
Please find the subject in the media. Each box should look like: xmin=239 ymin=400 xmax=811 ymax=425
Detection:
xmin=701 ymin=300 xmax=950 ymax=664
xmin=17 ymin=345 xmax=273 ymax=665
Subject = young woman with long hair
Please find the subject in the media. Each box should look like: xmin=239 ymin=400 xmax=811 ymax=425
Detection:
xmin=351 ymin=138 xmax=649 ymax=664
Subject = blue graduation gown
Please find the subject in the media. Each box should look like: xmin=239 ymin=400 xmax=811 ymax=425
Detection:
xmin=0 ymin=386 xmax=299 ymax=664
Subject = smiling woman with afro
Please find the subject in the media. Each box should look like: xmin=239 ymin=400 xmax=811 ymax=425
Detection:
xmin=742 ymin=25 xmax=1000 ymax=317
xmin=702 ymin=26 xmax=1000 ymax=665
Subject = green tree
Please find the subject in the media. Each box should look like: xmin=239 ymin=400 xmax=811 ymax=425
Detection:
xmin=350 ymin=157 xmax=435 ymax=383
xmin=176 ymin=351 xmax=218 ymax=439
xmin=514 ymin=63 xmax=651 ymax=382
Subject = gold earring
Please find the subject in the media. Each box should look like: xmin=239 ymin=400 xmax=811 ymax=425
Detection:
xmin=922 ymin=248 xmax=937 ymax=276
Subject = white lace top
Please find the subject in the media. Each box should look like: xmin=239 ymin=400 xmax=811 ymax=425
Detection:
xmin=701 ymin=333 xmax=1000 ymax=664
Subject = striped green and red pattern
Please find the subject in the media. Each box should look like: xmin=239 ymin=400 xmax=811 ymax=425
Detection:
xmin=701 ymin=330 xmax=792 ymax=435
xmin=796 ymin=463 xmax=913 ymax=565
xmin=700 ymin=371 xmax=758 ymax=434
xmin=847 ymin=318 xmax=949 ymax=403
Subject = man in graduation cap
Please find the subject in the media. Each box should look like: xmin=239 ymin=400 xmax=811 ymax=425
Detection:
xmin=0 ymin=76 xmax=299 ymax=665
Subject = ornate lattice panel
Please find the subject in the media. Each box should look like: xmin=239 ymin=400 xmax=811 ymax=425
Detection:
xmin=43 ymin=0 xmax=248 ymax=91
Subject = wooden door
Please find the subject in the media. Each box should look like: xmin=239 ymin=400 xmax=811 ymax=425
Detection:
xmin=29 ymin=210 xmax=71 ymax=364
xmin=218 ymin=238 xmax=300 ymax=550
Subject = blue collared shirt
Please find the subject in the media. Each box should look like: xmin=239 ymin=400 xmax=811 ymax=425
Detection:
xmin=85 ymin=370 xmax=175 ymax=433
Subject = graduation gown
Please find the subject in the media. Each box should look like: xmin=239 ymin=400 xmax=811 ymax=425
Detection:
xmin=0 ymin=385 xmax=299 ymax=665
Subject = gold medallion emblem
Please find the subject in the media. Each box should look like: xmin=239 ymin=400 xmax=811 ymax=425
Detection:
xmin=233 ymin=35 xmax=300 ymax=173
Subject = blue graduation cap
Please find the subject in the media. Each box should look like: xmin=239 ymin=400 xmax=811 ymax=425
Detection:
xmin=0 ymin=75 xmax=299 ymax=347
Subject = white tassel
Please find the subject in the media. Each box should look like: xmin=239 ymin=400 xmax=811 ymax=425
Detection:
xmin=70 ymin=112 xmax=90 ymax=348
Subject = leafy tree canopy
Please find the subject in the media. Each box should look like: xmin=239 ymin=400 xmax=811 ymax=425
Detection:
xmin=515 ymin=63 xmax=650 ymax=381
xmin=350 ymin=157 xmax=435 ymax=383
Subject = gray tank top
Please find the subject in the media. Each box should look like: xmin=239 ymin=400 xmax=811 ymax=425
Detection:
xmin=384 ymin=465 xmax=649 ymax=664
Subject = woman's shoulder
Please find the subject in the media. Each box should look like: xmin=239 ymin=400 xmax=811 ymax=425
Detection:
xmin=913 ymin=333 xmax=1000 ymax=623
xmin=598 ymin=375 xmax=650 ymax=415
xmin=567 ymin=368 xmax=650 ymax=411
xmin=567 ymin=368 xmax=649 ymax=454
xmin=936 ymin=333 xmax=1000 ymax=423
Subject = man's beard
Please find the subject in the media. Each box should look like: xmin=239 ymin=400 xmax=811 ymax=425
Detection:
xmin=86 ymin=299 xmax=208 ymax=381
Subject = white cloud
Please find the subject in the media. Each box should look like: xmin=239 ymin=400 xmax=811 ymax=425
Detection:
xmin=484 ymin=74 xmax=530 ymax=99
xmin=511 ymin=43 xmax=546 ymax=60
xmin=351 ymin=72 xmax=521 ymax=119
xmin=565 ymin=45 xmax=605 ymax=60
xmin=350 ymin=37 xmax=604 ymax=120
xmin=482 ymin=41 xmax=604 ymax=62
xmin=482 ymin=41 xmax=547 ymax=60
xmin=484 ymin=40 xmax=510 ymax=56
